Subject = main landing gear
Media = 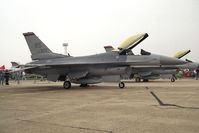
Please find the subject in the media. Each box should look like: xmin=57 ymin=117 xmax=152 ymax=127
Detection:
xmin=171 ymin=77 xmax=175 ymax=82
xmin=63 ymin=81 xmax=71 ymax=89
xmin=119 ymin=82 xmax=125 ymax=88
xmin=143 ymin=79 xmax=149 ymax=82
xmin=171 ymin=74 xmax=177 ymax=82
xmin=63 ymin=81 xmax=126 ymax=89
xmin=80 ymin=84 xmax=89 ymax=87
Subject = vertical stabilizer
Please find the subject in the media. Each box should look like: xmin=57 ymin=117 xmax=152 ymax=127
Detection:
xmin=23 ymin=32 xmax=52 ymax=55
xmin=23 ymin=32 xmax=66 ymax=60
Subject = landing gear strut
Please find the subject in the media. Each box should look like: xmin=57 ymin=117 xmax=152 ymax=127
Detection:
xmin=63 ymin=81 xmax=71 ymax=89
xmin=119 ymin=82 xmax=125 ymax=88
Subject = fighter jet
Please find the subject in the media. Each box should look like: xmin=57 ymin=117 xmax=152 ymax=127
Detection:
xmin=130 ymin=49 xmax=199 ymax=82
xmin=20 ymin=32 xmax=186 ymax=89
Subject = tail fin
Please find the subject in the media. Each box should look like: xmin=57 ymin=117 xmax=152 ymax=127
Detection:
xmin=23 ymin=32 xmax=66 ymax=60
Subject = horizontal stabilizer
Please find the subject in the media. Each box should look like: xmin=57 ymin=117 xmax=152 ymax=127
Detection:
xmin=11 ymin=62 xmax=20 ymax=68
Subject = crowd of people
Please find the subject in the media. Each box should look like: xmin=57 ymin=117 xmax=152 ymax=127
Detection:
xmin=0 ymin=70 xmax=26 ymax=86
xmin=181 ymin=69 xmax=199 ymax=80
xmin=0 ymin=69 xmax=11 ymax=85
xmin=0 ymin=70 xmax=46 ymax=86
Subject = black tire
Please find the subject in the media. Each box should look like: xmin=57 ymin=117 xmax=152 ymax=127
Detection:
xmin=80 ymin=84 xmax=88 ymax=87
xmin=63 ymin=81 xmax=71 ymax=89
xmin=143 ymin=79 xmax=149 ymax=82
xmin=135 ymin=77 xmax=141 ymax=82
xmin=171 ymin=78 xmax=175 ymax=82
xmin=119 ymin=82 xmax=125 ymax=88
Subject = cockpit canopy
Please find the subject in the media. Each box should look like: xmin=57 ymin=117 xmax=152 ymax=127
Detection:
xmin=113 ymin=33 xmax=148 ymax=55
xmin=173 ymin=50 xmax=191 ymax=59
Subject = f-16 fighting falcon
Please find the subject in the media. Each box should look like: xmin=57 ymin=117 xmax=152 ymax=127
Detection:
xmin=19 ymin=32 xmax=186 ymax=89
xmin=129 ymin=49 xmax=199 ymax=82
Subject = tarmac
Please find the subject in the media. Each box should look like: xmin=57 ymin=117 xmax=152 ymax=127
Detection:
xmin=0 ymin=79 xmax=199 ymax=133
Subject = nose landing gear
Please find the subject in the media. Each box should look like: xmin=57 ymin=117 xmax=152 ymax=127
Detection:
xmin=119 ymin=82 xmax=125 ymax=88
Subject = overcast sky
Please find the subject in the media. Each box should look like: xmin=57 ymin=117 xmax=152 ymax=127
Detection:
xmin=0 ymin=0 xmax=199 ymax=68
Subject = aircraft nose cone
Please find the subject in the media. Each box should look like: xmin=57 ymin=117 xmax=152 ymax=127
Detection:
xmin=160 ymin=56 xmax=187 ymax=65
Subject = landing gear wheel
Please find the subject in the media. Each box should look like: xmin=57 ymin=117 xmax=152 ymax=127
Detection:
xmin=80 ymin=84 xmax=88 ymax=87
xmin=135 ymin=77 xmax=141 ymax=82
xmin=119 ymin=82 xmax=125 ymax=88
xmin=171 ymin=77 xmax=175 ymax=82
xmin=63 ymin=81 xmax=71 ymax=89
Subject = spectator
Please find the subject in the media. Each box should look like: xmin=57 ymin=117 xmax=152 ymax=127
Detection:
xmin=0 ymin=70 xmax=3 ymax=85
xmin=4 ymin=69 xmax=10 ymax=85
xmin=0 ymin=70 xmax=5 ymax=85
xmin=196 ymin=69 xmax=199 ymax=80
xmin=16 ymin=71 xmax=21 ymax=84
xmin=40 ymin=76 xmax=44 ymax=81
xmin=22 ymin=71 xmax=26 ymax=80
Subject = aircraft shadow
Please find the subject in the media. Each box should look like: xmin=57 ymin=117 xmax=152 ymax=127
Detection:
xmin=146 ymin=87 xmax=199 ymax=110
xmin=6 ymin=84 xmax=121 ymax=94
